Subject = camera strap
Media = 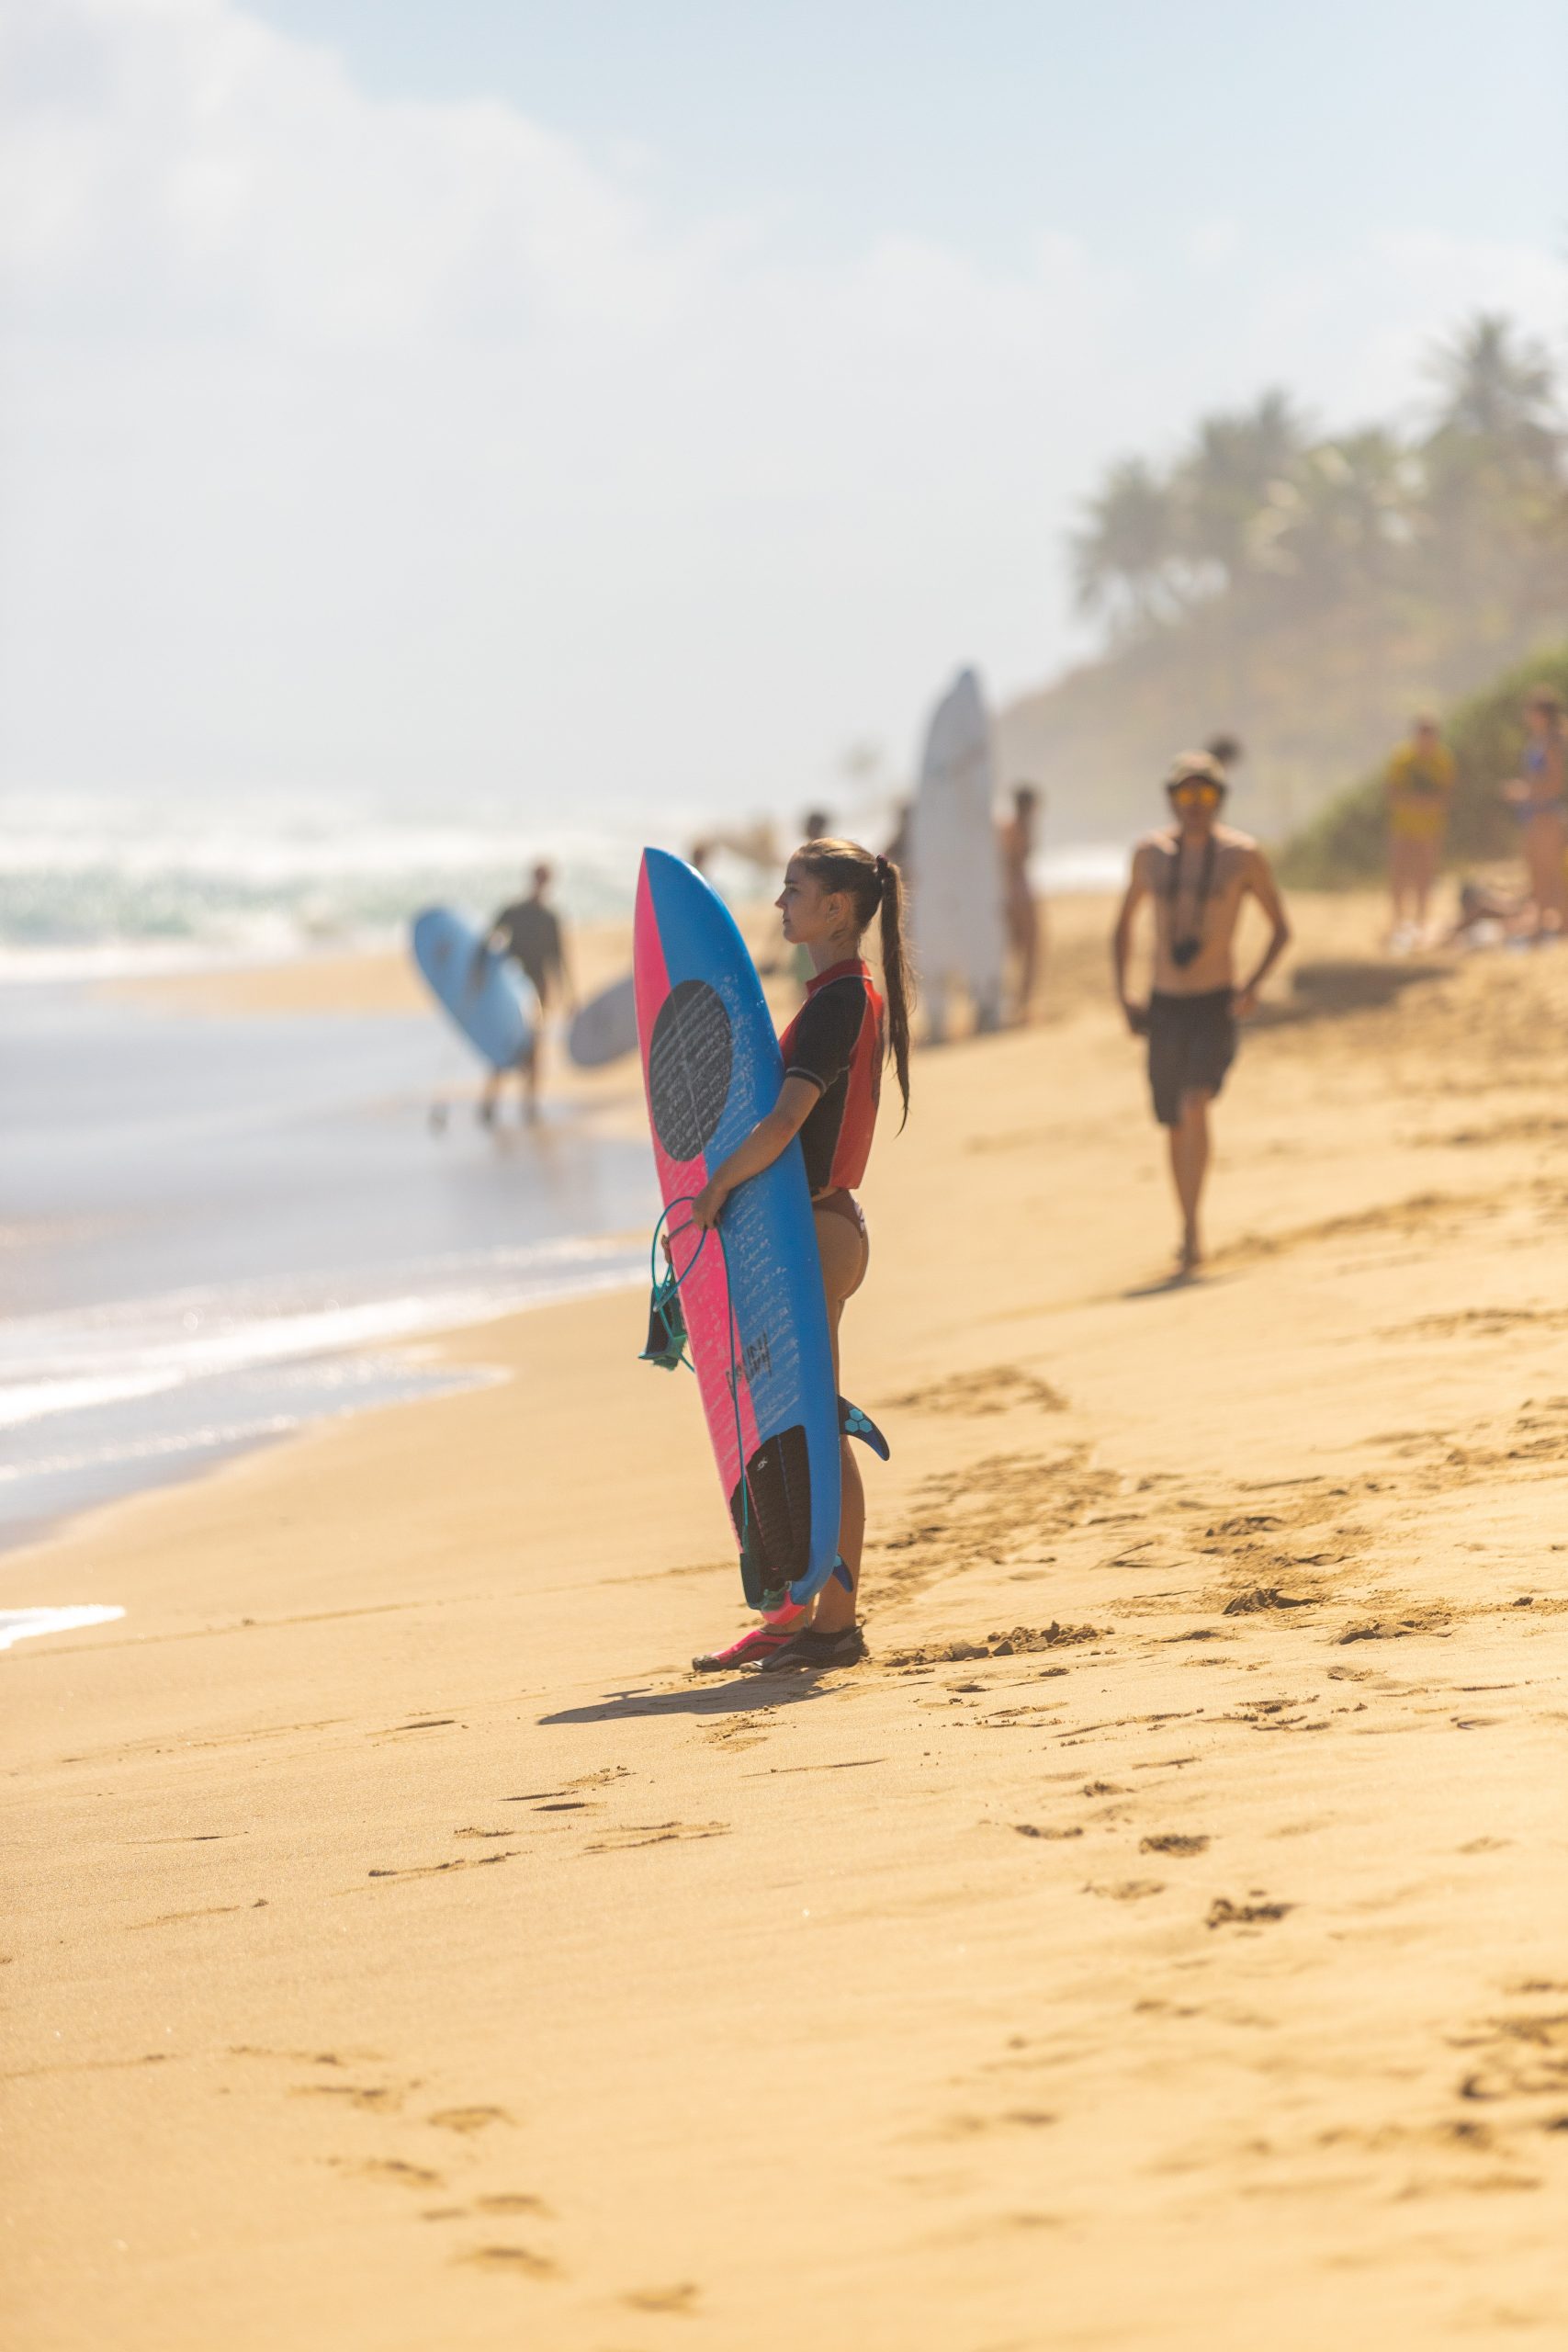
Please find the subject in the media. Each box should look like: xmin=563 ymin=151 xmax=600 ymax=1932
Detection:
xmin=1164 ymin=828 xmax=1217 ymax=955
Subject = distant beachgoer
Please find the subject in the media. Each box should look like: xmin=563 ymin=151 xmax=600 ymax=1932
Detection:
xmin=1205 ymin=734 xmax=1243 ymax=781
xmin=689 ymin=839 xmax=913 ymax=1673
xmin=477 ymin=863 xmax=573 ymax=1123
xmin=998 ymin=784 xmax=1043 ymax=1022
xmin=1443 ymin=878 xmax=1526 ymax=952
xmin=690 ymin=840 xmax=713 ymax=876
xmin=1384 ymin=713 xmax=1456 ymax=948
xmin=1112 ymin=752 xmax=1292 ymax=1276
xmin=790 ymin=812 xmax=835 ymax=991
xmin=884 ymin=801 xmax=913 ymax=878
xmin=1501 ymin=686 xmax=1567 ymax=938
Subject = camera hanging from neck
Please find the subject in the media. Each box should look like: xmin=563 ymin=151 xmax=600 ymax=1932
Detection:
xmin=1166 ymin=828 xmax=1217 ymax=969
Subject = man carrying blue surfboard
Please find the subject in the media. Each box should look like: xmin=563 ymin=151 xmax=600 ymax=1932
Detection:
xmin=476 ymin=864 xmax=575 ymax=1124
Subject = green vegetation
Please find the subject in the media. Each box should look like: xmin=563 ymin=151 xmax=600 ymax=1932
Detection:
xmin=998 ymin=315 xmax=1568 ymax=842
xmin=1278 ymin=642 xmax=1568 ymax=886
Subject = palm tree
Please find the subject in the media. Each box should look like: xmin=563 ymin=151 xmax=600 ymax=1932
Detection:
xmin=1423 ymin=315 xmax=1566 ymax=656
xmin=1071 ymin=458 xmax=1179 ymax=634
xmin=1176 ymin=390 xmax=1309 ymax=584
xmin=1254 ymin=430 xmax=1414 ymax=606
xmin=1427 ymin=313 xmax=1561 ymax=472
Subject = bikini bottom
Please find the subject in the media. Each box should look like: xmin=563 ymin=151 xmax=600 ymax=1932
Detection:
xmin=812 ymin=1189 xmax=870 ymax=1295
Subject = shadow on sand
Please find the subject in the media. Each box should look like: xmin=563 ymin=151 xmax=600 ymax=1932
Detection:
xmin=1253 ymin=957 xmax=1449 ymax=1027
xmin=1119 ymin=1266 xmax=1245 ymax=1300
xmin=539 ymin=1673 xmax=835 ymax=1727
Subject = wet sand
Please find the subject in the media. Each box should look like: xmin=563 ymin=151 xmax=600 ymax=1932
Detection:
xmin=7 ymin=893 xmax=1568 ymax=2349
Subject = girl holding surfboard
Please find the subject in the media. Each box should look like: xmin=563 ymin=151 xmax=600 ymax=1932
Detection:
xmin=688 ymin=839 xmax=913 ymax=1673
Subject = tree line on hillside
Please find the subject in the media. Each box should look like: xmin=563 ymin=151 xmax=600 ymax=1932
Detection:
xmin=1073 ymin=314 xmax=1566 ymax=674
xmin=997 ymin=315 xmax=1568 ymax=841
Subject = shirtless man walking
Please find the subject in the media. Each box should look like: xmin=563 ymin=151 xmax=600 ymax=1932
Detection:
xmin=1111 ymin=752 xmax=1291 ymax=1274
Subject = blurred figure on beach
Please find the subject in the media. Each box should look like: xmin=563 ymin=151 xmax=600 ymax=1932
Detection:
xmin=1500 ymin=685 xmax=1567 ymax=939
xmin=1112 ymin=752 xmax=1291 ymax=1276
xmin=1444 ymin=877 xmax=1527 ymax=951
xmin=998 ymin=783 xmax=1043 ymax=1022
xmin=1205 ymin=734 xmax=1243 ymax=785
xmin=478 ymin=863 xmax=573 ymax=1123
xmin=884 ymin=800 xmax=913 ymax=878
xmin=1384 ymin=713 xmax=1456 ymax=949
xmin=789 ymin=811 xmax=833 ymax=991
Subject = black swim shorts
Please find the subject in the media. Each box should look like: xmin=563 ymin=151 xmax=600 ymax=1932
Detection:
xmin=1146 ymin=989 xmax=1237 ymax=1126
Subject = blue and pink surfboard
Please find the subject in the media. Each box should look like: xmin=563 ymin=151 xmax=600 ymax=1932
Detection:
xmin=634 ymin=849 xmax=840 ymax=1611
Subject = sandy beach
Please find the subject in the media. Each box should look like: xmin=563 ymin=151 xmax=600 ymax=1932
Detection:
xmin=7 ymin=891 xmax=1568 ymax=2351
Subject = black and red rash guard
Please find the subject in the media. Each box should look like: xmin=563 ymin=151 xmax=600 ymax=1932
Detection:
xmin=777 ymin=957 xmax=886 ymax=1195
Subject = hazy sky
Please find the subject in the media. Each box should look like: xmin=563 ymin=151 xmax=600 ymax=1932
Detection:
xmin=3 ymin=0 xmax=1564 ymax=820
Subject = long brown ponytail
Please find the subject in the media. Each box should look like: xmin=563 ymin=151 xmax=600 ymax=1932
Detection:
xmin=793 ymin=837 xmax=914 ymax=1126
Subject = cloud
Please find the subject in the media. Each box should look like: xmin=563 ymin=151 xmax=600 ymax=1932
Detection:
xmin=1 ymin=0 xmax=1563 ymax=817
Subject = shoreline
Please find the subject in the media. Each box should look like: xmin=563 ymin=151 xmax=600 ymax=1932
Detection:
xmin=8 ymin=892 xmax=1568 ymax=2348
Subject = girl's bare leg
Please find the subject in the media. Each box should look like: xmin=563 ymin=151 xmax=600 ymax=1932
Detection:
xmin=810 ymin=1206 xmax=869 ymax=1634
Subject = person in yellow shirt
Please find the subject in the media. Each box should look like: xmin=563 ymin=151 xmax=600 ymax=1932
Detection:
xmin=1385 ymin=713 xmax=1455 ymax=947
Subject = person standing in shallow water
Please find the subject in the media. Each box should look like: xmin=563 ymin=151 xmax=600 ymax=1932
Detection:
xmin=1111 ymin=752 xmax=1291 ymax=1276
xmin=477 ymin=863 xmax=574 ymax=1124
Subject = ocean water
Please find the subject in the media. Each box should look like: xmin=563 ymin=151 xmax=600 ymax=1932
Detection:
xmin=0 ymin=981 xmax=658 ymax=1598
xmin=0 ymin=793 xmax=1128 ymax=967
xmin=0 ymin=800 xmax=1128 ymax=1644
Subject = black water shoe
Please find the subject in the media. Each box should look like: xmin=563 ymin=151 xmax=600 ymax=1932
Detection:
xmin=759 ymin=1623 xmax=867 ymax=1674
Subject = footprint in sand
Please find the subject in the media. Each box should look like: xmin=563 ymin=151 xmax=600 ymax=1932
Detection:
xmin=585 ymin=1821 xmax=729 ymax=1853
xmin=128 ymin=1900 xmax=269 ymax=1930
xmin=934 ymin=2109 xmax=1056 ymax=2141
xmin=1337 ymin=1607 xmax=1453 ymax=1645
xmin=422 ymin=2192 xmax=549 ymax=2224
xmin=888 ymin=1623 xmax=1102 ymax=1668
xmin=622 ymin=2282 xmax=701 ymax=2313
xmin=328 ymin=2156 xmax=441 ymax=2188
xmin=1207 ymin=1896 xmax=1293 ymax=1928
xmin=1141 ymin=1834 xmax=1210 ymax=1856
xmin=891 ymin=1364 xmax=1067 ymax=1417
xmin=457 ymin=2244 xmax=555 ymax=2278
xmin=294 ymin=2081 xmax=405 ymax=2111
xmin=428 ymin=2106 xmax=513 ymax=2134
xmin=365 ymin=1851 xmax=516 ymax=1881
xmin=1222 ymin=1588 xmax=1317 ymax=1616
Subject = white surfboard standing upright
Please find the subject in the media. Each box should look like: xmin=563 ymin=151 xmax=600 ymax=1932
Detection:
xmin=909 ymin=667 xmax=1005 ymax=1041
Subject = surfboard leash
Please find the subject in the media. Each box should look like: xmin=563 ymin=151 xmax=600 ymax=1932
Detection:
xmin=644 ymin=1199 xmax=753 ymax=1577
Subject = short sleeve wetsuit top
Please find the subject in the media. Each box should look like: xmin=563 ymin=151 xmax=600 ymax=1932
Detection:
xmin=777 ymin=957 xmax=886 ymax=1198
xmin=491 ymin=899 xmax=563 ymax=1001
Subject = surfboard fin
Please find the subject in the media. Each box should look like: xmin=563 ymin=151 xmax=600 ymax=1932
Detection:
xmin=838 ymin=1396 xmax=890 ymax=1460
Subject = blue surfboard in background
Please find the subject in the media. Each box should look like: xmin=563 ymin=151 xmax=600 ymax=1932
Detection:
xmin=411 ymin=907 xmax=534 ymax=1071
